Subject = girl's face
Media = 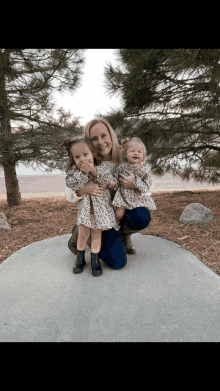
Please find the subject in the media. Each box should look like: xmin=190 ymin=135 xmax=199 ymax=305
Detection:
xmin=124 ymin=141 xmax=145 ymax=165
xmin=89 ymin=122 xmax=113 ymax=161
xmin=70 ymin=142 xmax=94 ymax=169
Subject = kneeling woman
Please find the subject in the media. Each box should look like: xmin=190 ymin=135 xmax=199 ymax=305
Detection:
xmin=65 ymin=117 xmax=156 ymax=270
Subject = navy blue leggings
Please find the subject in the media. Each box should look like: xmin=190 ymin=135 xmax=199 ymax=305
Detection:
xmin=99 ymin=207 xmax=151 ymax=270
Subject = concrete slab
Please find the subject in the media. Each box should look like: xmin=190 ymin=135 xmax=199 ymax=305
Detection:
xmin=0 ymin=234 xmax=220 ymax=342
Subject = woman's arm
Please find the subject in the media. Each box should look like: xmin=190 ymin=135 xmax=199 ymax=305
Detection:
xmin=75 ymin=187 xmax=86 ymax=197
xmin=76 ymin=180 xmax=105 ymax=197
xmin=66 ymin=163 xmax=104 ymax=199
xmin=65 ymin=185 xmax=83 ymax=203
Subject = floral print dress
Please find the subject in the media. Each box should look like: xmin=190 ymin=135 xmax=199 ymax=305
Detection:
xmin=112 ymin=160 xmax=157 ymax=211
xmin=65 ymin=162 xmax=119 ymax=230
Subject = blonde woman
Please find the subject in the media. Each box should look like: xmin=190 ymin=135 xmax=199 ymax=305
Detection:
xmin=66 ymin=117 xmax=153 ymax=270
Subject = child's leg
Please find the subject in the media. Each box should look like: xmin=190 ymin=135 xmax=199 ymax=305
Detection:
xmin=90 ymin=228 xmax=102 ymax=253
xmin=77 ymin=224 xmax=91 ymax=251
xmin=114 ymin=207 xmax=126 ymax=222
xmin=90 ymin=228 xmax=102 ymax=276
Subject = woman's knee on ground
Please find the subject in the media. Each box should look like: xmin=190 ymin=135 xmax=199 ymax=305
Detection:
xmin=123 ymin=207 xmax=151 ymax=230
xmin=100 ymin=229 xmax=127 ymax=270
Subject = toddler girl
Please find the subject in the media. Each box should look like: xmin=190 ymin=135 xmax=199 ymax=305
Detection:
xmin=112 ymin=136 xmax=157 ymax=222
xmin=59 ymin=136 xmax=118 ymax=277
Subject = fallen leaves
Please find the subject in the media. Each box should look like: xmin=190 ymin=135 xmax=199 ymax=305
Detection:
xmin=202 ymin=241 xmax=220 ymax=255
xmin=142 ymin=189 xmax=220 ymax=275
xmin=0 ymin=190 xmax=220 ymax=276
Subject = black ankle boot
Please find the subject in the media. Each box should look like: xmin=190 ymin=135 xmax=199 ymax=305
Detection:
xmin=73 ymin=250 xmax=86 ymax=274
xmin=91 ymin=252 xmax=102 ymax=277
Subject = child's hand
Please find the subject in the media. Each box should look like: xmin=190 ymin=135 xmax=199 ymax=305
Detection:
xmin=79 ymin=160 xmax=97 ymax=177
xmin=79 ymin=161 xmax=91 ymax=176
xmin=88 ymin=161 xmax=97 ymax=177
xmin=108 ymin=180 xmax=118 ymax=190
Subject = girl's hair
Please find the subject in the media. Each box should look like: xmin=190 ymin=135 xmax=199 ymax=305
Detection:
xmin=84 ymin=117 xmax=121 ymax=163
xmin=58 ymin=136 xmax=100 ymax=172
xmin=121 ymin=136 xmax=147 ymax=162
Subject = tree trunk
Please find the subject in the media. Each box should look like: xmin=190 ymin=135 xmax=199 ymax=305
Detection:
xmin=3 ymin=152 xmax=21 ymax=206
xmin=0 ymin=49 xmax=22 ymax=206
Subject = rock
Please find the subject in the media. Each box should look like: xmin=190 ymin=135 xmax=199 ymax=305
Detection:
xmin=179 ymin=203 xmax=214 ymax=226
xmin=0 ymin=212 xmax=11 ymax=232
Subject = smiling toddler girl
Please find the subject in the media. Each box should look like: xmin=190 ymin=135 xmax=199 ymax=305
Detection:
xmin=112 ymin=136 xmax=157 ymax=222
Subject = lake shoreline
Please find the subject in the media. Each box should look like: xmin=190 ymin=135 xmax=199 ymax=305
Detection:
xmin=1 ymin=173 xmax=220 ymax=200
xmin=1 ymin=187 xmax=220 ymax=201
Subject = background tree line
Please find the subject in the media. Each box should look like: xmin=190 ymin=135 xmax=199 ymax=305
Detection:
xmin=1 ymin=49 xmax=220 ymax=207
xmin=101 ymin=49 xmax=220 ymax=185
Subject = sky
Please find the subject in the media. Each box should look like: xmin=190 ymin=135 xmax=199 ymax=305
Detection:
xmin=15 ymin=49 xmax=123 ymax=176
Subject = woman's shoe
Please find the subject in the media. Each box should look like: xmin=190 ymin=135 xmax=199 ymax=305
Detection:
xmin=73 ymin=250 xmax=86 ymax=274
xmin=119 ymin=221 xmax=136 ymax=254
xmin=68 ymin=224 xmax=78 ymax=254
xmin=68 ymin=225 xmax=91 ymax=254
xmin=121 ymin=233 xmax=136 ymax=254
xmin=91 ymin=252 xmax=102 ymax=277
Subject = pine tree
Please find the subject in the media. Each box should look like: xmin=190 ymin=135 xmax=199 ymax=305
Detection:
xmin=0 ymin=49 xmax=86 ymax=206
xmin=103 ymin=49 xmax=220 ymax=184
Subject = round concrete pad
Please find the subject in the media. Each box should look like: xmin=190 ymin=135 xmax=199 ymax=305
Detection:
xmin=0 ymin=234 xmax=220 ymax=342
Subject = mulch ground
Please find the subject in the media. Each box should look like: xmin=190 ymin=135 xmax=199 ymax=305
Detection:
xmin=0 ymin=190 xmax=220 ymax=276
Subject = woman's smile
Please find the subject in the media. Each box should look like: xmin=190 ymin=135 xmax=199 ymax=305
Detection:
xmin=98 ymin=144 xmax=109 ymax=151
xmin=90 ymin=122 xmax=113 ymax=161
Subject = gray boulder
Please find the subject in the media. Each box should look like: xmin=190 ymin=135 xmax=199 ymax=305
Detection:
xmin=179 ymin=203 xmax=214 ymax=226
xmin=0 ymin=212 xmax=11 ymax=232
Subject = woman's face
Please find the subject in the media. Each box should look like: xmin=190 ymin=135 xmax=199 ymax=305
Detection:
xmin=89 ymin=122 xmax=113 ymax=161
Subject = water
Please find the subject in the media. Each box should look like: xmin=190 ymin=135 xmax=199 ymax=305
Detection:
xmin=1 ymin=173 xmax=220 ymax=196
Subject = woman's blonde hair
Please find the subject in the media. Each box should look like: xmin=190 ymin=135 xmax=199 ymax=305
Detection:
xmin=121 ymin=136 xmax=147 ymax=162
xmin=58 ymin=136 xmax=100 ymax=173
xmin=84 ymin=117 xmax=121 ymax=163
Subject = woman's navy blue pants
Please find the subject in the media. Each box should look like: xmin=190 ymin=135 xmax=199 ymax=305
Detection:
xmin=99 ymin=207 xmax=151 ymax=270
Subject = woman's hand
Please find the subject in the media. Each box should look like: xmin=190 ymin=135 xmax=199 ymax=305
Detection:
xmin=76 ymin=180 xmax=105 ymax=197
xmin=119 ymin=170 xmax=136 ymax=189
xmin=119 ymin=170 xmax=141 ymax=195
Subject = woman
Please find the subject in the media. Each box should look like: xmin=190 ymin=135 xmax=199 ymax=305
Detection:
xmin=66 ymin=117 xmax=153 ymax=270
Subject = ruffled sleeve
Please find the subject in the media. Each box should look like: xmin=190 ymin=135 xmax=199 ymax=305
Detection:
xmin=66 ymin=167 xmax=89 ymax=191
xmin=134 ymin=161 xmax=154 ymax=196
xmin=93 ymin=162 xmax=118 ymax=190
